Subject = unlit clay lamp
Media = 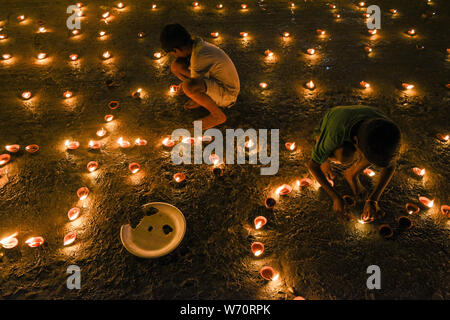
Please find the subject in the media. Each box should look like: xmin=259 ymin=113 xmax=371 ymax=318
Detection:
xmin=343 ymin=195 xmax=355 ymax=207
xmin=378 ymin=224 xmax=393 ymax=239
xmin=108 ymin=101 xmax=119 ymax=109
xmin=264 ymin=197 xmax=276 ymax=209
xmin=397 ymin=216 xmax=413 ymax=230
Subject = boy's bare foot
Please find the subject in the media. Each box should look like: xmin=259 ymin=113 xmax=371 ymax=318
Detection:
xmin=195 ymin=113 xmax=226 ymax=130
xmin=184 ymin=100 xmax=201 ymax=110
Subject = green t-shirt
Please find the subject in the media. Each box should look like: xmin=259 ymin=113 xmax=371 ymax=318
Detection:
xmin=311 ymin=105 xmax=388 ymax=164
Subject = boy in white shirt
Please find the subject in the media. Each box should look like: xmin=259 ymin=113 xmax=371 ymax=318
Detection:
xmin=160 ymin=24 xmax=240 ymax=129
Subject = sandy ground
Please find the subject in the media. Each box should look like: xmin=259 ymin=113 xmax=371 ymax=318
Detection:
xmin=0 ymin=0 xmax=449 ymax=300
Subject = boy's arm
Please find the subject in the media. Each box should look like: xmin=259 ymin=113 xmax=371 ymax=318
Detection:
xmin=308 ymin=159 xmax=345 ymax=213
xmin=368 ymin=162 xmax=396 ymax=202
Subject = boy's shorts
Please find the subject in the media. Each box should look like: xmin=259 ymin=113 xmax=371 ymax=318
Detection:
xmin=204 ymin=77 xmax=238 ymax=108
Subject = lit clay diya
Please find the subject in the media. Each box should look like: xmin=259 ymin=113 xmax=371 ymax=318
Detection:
xmin=419 ymin=196 xmax=434 ymax=208
xmin=212 ymin=166 xmax=224 ymax=177
xmin=364 ymin=46 xmax=373 ymax=53
xmin=297 ymin=178 xmax=313 ymax=187
xmin=264 ymin=49 xmax=274 ymax=57
xmin=343 ymin=195 xmax=355 ymax=207
xmin=0 ymin=233 xmax=19 ymax=249
xmin=108 ymin=101 xmax=120 ymax=109
xmin=251 ymin=242 xmax=264 ymax=257
xmin=209 ymin=154 xmax=221 ymax=165
xmin=22 ymin=91 xmax=32 ymax=100
xmin=412 ymin=167 xmax=425 ymax=176
xmin=129 ymin=163 xmax=141 ymax=174
xmin=260 ymin=266 xmax=279 ymax=281
xmin=77 ymin=187 xmax=89 ymax=200
xmin=360 ymin=81 xmax=370 ymax=89
xmin=264 ymin=197 xmax=276 ymax=209
xmin=68 ymin=207 xmax=81 ymax=221
xmin=254 ymin=216 xmax=267 ymax=229
xmin=89 ymin=140 xmax=102 ymax=149
xmin=306 ymin=48 xmax=315 ymax=55
xmin=378 ymin=224 xmax=393 ymax=239
xmin=285 ymin=142 xmax=296 ymax=151
xmin=173 ymin=172 xmax=186 ymax=183
xmin=25 ymin=236 xmax=45 ymax=248
xmin=65 ymin=140 xmax=80 ymax=150
xmin=132 ymin=88 xmax=142 ymax=99
xmin=397 ymin=216 xmax=413 ymax=230
xmin=135 ymin=138 xmax=147 ymax=146
xmin=210 ymin=32 xmax=219 ymax=38
xmin=162 ymin=137 xmax=175 ymax=147
xmin=104 ymin=115 xmax=114 ymax=122
xmin=436 ymin=133 xmax=449 ymax=142
xmin=276 ymin=184 xmax=292 ymax=195
xmin=96 ymin=128 xmax=107 ymax=137
xmin=4 ymin=145 xmax=18 ymax=154
xmin=25 ymin=144 xmax=39 ymax=153
xmin=316 ymin=29 xmax=325 ymax=35
xmin=0 ymin=154 xmax=11 ymax=166
xmin=69 ymin=54 xmax=78 ymax=61
xmin=405 ymin=203 xmax=420 ymax=215
xmin=117 ymin=138 xmax=131 ymax=148
xmin=441 ymin=205 xmax=449 ymax=218
xmin=63 ymin=231 xmax=77 ymax=246
xmin=305 ymin=80 xmax=315 ymax=90
xmin=364 ymin=168 xmax=376 ymax=177
xmin=87 ymin=161 xmax=99 ymax=172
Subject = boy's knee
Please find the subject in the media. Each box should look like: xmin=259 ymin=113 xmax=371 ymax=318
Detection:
xmin=183 ymin=79 xmax=204 ymax=95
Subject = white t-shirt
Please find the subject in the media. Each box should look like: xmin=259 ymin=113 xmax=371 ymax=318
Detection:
xmin=190 ymin=37 xmax=240 ymax=97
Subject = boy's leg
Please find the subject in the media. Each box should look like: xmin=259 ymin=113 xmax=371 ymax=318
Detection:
xmin=171 ymin=58 xmax=190 ymax=81
xmin=344 ymin=155 xmax=370 ymax=197
xmin=183 ymin=78 xmax=227 ymax=130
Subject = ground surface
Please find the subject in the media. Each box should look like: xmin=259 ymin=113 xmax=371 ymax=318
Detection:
xmin=0 ymin=0 xmax=449 ymax=300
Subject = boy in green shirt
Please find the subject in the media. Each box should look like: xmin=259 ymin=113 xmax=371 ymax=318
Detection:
xmin=308 ymin=105 xmax=401 ymax=222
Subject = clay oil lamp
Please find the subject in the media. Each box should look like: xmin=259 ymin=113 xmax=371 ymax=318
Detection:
xmin=209 ymin=154 xmax=221 ymax=165
xmin=405 ymin=203 xmax=420 ymax=215
xmin=283 ymin=32 xmax=290 ymax=38
xmin=102 ymin=51 xmax=111 ymax=60
xmin=162 ymin=137 xmax=175 ymax=147
xmin=132 ymin=88 xmax=143 ymax=99
xmin=65 ymin=140 xmax=80 ymax=150
xmin=211 ymin=32 xmax=219 ymax=38
xmin=327 ymin=179 xmax=335 ymax=187
xmin=360 ymin=81 xmax=370 ymax=89
xmin=254 ymin=216 xmax=267 ymax=230
xmin=137 ymin=32 xmax=145 ymax=38
xmin=96 ymin=128 xmax=107 ymax=137
xmin=98 ymin=31 xmax=106 ymax=37
xmin=316 ymin=29 xmax=325 ymax=36
xmin=334 ymin=13 xmax=341 ymax=18
xmin=343 ymin=195 xmax=355 ymax=207
xmin=244 ymin=139 xmax=255 ymax=149
xmin=407 ymin=29 xmax=416 ymax=36
xmin=240 ymin=32 xmax=248 ymax=38
xmin=398 ymin=216 xmax=413 ymax=230
xmin=37 ymin=53 xmax=47 ymax=60
xmin=108 ymin=101 xmax=119 ymax=110
xmin=436 ymin=133 xmax=449 ymax=142
xmin=104 ymin=115 xmax=114 ymax=122
xmin=412 ymin=167 xmax=425 ymax=177
xmin=390 ymin=9 xmax=398 ymax=14
xmin=217 ymin=4 xmax=223 ymax=9
xmin=241 ymin=3 xmax=247 ymax=9
xmin=68 ymin=207 xmax=81 ymax=221
xmin=0 ymin=233 xmax=19 ymax=249
xmin=276 ymin=184 xmax=292 ymax=196
xmin=76 ymin=2 xmax=83 ymax=8
xmin=264 ymin=197 xmax=276 ymax=209
xmin=305 ymin=80 xmax=315 ymax=90
xmin=251 ymin=242 xmax=264 ymax=257
xmin=102 ymin=12 xmax=110 ymax=19
xmin=182 ymin=136 xmax=195 ymax=144
xmin=363 ymin=13 xmax=370 ymax=18
xmin=87 ymin=161 xmax=99 ymax=172
xmin=192 ymin=2 xmax=199 ymax=7
xmin=63 ymin=232 xmax=77 ymax=246
xmin=368 ymin=29 xmax=377 ymax=35
xmin=289 ymin=2 xmax=296 ymax=8
xmin=17 ymin=15 xmax=25 ymax=22
xmin=259 ymin=82 xmax=269 ymax=89
xmin=71 ymin=29 xmax=80 ymax=36
xmin=135 ymin=138 xmax=147 ymax=146
xmin=364 ymin=46 xmax=373 ymax=53
xmin=329 ymin=4 xmax=336 ymax=9
xmin=77 ymin=10 xmax=83 ymax=17
xmin=264 ymin=49 xmax=274 ymax=58
xmin=402 ymin=83 xmax=414 ymax=90
xmin=116 ymin=2 xmax=125 ymax=9
xmin=89 ymin=140 xmax=102 ymax=149
xmin=419 ymin=196 xmax=434 ymax=208
xmin=297 ymin=177 xmax=313 ymax=187
xmin=129 ymin=163 xmax=141 ymax=174
xmin=0 ymin=154 xmax=11 ymax=166
xmin=0 ymin=33 xmax=8 ymax=40
xmin=25 ymin=144 xmax=39 ymax=153
xmin=25 ymin=236 xmax=45 ymax=248
xmin=306 ymin=48 xmax=315 ymax=55
xmin=2 ymin=53 xmax=12 ymax=60
xmin=69 ymin=54 xmax=79 ymax=61
xmin=77 ymin=187 xmax=89 ymax=200
xmin=152 ymin=4 xmax=157 ymax=9
xmin=5 ymin=145 xmax=20 ymax=153
xmin=22 ymin=91 xmax=32 ymax=100
xmin=260 ymin=266 xmax=279 ymax=281
xmin=169 ymin=85 xmax=178 ymax=94
xmin=117 ymin=137 xmax=131 ymax=148
xmin=63 ymin=91 xmax=73 ymax=99
xmin=441 ymin=205 xmax=449 ymax=218
xmin=378 ymin=225 xmax=393 ymax=239
xmin=173 ymin=172 xmax=186 ymax=183
xmin=358 ymin=2 xmax=366 ymax=7
xmin=294 ymin=296 xmax=306 ymax=300
xmin=154 ymin=52 xmax=162 ymax=59
xmin=38 ymin=26 xmax=46 ymax=33
xmin=363 ymin=168 xmax=376 ymax=177
xmin=285 ymin=142 xmax=296 ymax=151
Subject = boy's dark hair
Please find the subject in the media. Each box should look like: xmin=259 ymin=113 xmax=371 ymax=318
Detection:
xmin=357 ymin=118 xmax=401 ymax=167
xmin=160 ymin=23 xmax=193 ymax=53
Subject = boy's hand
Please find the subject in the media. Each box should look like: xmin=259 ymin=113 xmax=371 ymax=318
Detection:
xmin=320 ymin=160 xmax=335 ymax=180
xmin=361 ymin=200 xmax=384 ymax=222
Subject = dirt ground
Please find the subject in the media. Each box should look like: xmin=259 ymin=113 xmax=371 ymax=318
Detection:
xmin=0 ymin=0 xmax=448 ymax=300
